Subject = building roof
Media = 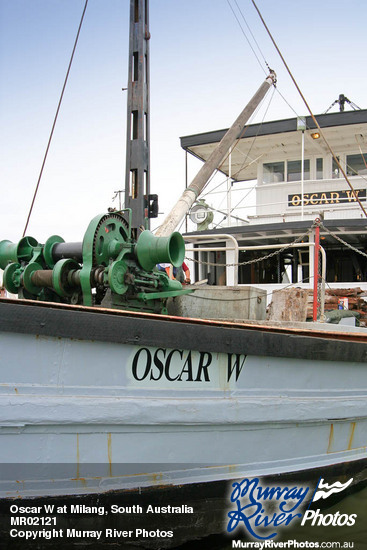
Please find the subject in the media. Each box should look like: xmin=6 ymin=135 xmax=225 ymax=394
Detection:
xmin=180 ymin=109 xmax=367 ymax=182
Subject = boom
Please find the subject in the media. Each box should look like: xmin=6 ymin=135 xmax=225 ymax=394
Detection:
xmin=156 ymin=71 xmax=277 ymax=237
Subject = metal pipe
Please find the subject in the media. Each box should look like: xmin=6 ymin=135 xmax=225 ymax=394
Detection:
xmin=184 ymin=233 xmax=239 ymax=285
xmin=184 ymin=233 xmax=239 ymax=247
xmin=156 ymin=71 xmax=276 ymax=237
xmin=185 ymin=150 xmax=188 ymax=233
xmin=52 ymin=242 xmax=83 ymax=262
xmin=227 ymin=146 xmax=232 ymax=226
xmin=301 ymin=129 xmax=304 ymax=220
xmin=313 ymin=222 xmax=320 ymax=321
xmin=186 ymin=247 xmax=236 ymax=252
xmin=319 ymin=246 xmax=326 ymax=321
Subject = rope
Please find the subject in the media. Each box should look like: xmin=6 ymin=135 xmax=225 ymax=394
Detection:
xmin=22 ymin=0 xmax=89 ymax=237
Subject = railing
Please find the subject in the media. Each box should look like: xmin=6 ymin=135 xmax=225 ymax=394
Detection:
xmin=184 ymin=234 xmax=239 ymax=285
xmin=185 ymin=233 xmax=326 ymax=320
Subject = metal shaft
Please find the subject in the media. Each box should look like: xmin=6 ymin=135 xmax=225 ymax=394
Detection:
xmin=156 ymin=71 xmax=276 ymax=237
xmin=52 ymin=242 xmax=83 ymax=262
xmin=31 ymin=270 xmax=53 ymax=287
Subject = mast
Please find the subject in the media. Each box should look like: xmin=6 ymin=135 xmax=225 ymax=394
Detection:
xmin=124 ymin=0 xmax=151 ymax=236
xmin=156 ymin=71 xmax=277 ymax=237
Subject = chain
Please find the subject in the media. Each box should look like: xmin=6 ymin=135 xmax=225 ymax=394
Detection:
xmin=186 ymin=225 xmax=315 ymax=267
xmin=319 ymin=222 xmax=367 ymax=258
xmin=187 ymin=221 xmax=367 ymax=268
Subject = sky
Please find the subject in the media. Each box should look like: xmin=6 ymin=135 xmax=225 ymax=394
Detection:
xmin=0 ymin=0 xmax=367 ymax=245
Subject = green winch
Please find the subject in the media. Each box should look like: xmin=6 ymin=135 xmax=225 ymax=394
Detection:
xmin=0 ymin=211 xmax=191 ymax=314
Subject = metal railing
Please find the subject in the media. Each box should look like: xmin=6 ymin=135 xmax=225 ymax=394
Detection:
xmin=185 ymin=233 xmax=326 ymax=319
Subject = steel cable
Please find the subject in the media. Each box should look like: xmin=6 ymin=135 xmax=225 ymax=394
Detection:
xmin=22 ymin=0 xmax=89 ymax=237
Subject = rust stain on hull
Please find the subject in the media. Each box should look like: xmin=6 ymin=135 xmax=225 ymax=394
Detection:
xmin=327 ymin=423 xmax=334 ymax=453
xmin=76 ymin=433 xmax=80 ymax=480
xmin=327 ymin=421 xmax=364 ymax=454
xmin=348 ymin=422 xmax=356 ymax=450
xmin=74 ymin=434 xmax=87 ymax=486
xmin=107 ymin=433 xmax=112 ymax=477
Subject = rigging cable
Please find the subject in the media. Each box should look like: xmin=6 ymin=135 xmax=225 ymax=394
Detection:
xmin=229 ymin=0 xmax=307 ymax=124
xmin=228 ymin=84 xmax=275 ymax=186
xmin=196 ymin=81 xmax=271 ymax=202
xmin=191 ymin=0 xmax=273 ymax=203
xmin=22 ymin=0 xmax=89 ymax=237
xmin=250 ymin=0 xmax=367 ymax=218
xmin=355 ymin=135 xmax=367 ymax=174
xmin=232 ymin=0 xmax=274 ymax=73
xmin=226 ymin=0 xmax=267 ymax=75
xmin=200 ymin=79 xmax=275 ymax=226
xmin=215 ymin=87 xmax=275 ymax=219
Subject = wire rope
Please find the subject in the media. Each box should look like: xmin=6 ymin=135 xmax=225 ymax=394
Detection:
xmin=225 ymin=85 xmax=276 ymax=215
xmin=226 ymin=0 xmax=267 ymax=75
xmin=197 ymin=81 xmax=275 ymax=228
xmin=195 ymin=86 xmax=271 ymax=205
xmin=22 ymin=0 xmax=89 ymax=237
xmin=229 ymin=1 xmax=308 ymax=128
xmin=233 ymin=0 xmax=270 ymax=68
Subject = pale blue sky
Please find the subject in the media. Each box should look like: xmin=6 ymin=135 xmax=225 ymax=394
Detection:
xmin=0 ymin=0 xmax=366 ymax=242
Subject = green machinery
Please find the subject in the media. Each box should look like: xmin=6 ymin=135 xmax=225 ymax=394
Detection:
xmin=0 ymin=211 xmax=191 ymax=313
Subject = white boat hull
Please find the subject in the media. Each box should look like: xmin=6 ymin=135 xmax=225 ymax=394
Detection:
xmin=0 ymin=299 xmax=367 ymax=499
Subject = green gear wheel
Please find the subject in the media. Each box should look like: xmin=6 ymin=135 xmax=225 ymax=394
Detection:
xmin=108 ymin=260 xmax=127 ymax=295
xmin=80 ymin=213 xmax=130 ymax=306
xmin=92 ymin=213 xmax=129 ymax=267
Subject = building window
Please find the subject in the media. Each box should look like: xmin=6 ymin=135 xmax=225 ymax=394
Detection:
xmin=346 ymin=153 xmax=367 ymax=176
xmin=316 ymin=158 xmax=323 ymax=180
xmin=287 ymin=159 xmax=310 ymax=182
xmin=332 ymin=156 xmax=341 ymax=179
xmin=263 ymin=161 xmax=284 ymax=183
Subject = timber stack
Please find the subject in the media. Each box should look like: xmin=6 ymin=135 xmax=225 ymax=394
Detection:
xmin=306 ymin=287 xmax=367 ymax=325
